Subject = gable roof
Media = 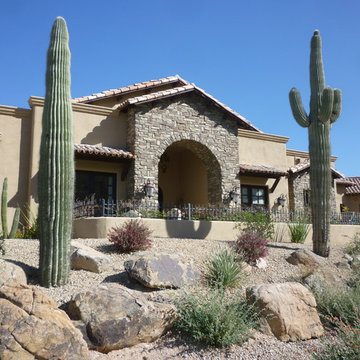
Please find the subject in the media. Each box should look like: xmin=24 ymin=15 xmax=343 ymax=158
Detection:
xmin=288 ymin=159 xmax=345 ymax=178
xmin=73 ymin=75 xmax=261 ymax=132
xmin=72 ymin=75 xmax=187 ymax=103
xmin=343 ymin=177 xmax=360 ymax=195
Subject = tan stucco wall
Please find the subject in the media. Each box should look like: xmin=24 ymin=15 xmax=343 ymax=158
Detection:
xmin=75 ymin=159 xmax=127 ymax=201
xmin=240 ymin=175 xmax=289 ymax=212
xmin=158 ymin=147 xmax=207 ymax=206
xmin=27 ymin=98 xmax=127 ymax=213
xmin=238 ymin=130 xmax=288 ymax=171
xmin=73 ymin=217 xmax=360 ymax=246
xmin=0 ymin=106 xmax=32 ymax=219
xmin=343 ymin=195 xmax=360 ymax=213
xmin=286 ymin=149 xmax=338 ymax=168
xmin=237 ymin=130 xmax=289 ymax=211
xmin=73 ymin=111 xmax=127 ymax=148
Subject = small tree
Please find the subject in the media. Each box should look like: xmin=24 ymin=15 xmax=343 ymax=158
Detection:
xmin=289 ymin=30 xmax=342 ymax=257
xmin=38 ymin=17 xmax=74 ymax=286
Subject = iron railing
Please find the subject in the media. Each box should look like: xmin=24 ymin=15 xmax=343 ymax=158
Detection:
xmin=73 ymin=199 xmax=360 ymax=225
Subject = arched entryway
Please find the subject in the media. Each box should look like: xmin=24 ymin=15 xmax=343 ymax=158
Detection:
xmin=158 ymin=140 xmax=221 ymax=207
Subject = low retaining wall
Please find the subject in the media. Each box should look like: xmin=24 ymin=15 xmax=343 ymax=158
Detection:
xmin=73 ymin=217 xmax=360 ymax=245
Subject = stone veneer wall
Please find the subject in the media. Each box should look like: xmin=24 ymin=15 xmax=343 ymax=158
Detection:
xmin=289 ymin=170 xmax=336 ymax=213
xmin=126 ymin=92 xmax=241 ymax=204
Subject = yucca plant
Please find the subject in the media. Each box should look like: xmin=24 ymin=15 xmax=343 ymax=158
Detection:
xmin=204 ymin=249 xmax=245 ymax=289
xmin=288 ymin=217 xmax=311 ymax=244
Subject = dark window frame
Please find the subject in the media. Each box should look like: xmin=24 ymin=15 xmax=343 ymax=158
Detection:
xmin=241 ymin=185 xmax=268 ymax=209
xmin=75 ymin=170 xmax=117 ymax=201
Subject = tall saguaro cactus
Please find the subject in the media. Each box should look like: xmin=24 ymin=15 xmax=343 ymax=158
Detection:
xmin=289 ymin=30 xmax=342 ymax=257
xmin=38 ymin=17 xmax=74 ymax=286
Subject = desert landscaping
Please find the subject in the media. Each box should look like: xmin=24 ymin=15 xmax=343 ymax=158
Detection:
xmin=1 ymin=233 xmax=358 ymax=360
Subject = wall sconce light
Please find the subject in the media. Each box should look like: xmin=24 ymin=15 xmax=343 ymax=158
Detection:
xmin=230 ymin=188 xmax=241 ymax=204
xmin=144 ymin=180 xmax=155 ymax=198
xmin=277 ymin=194 xmax=286 ymax=207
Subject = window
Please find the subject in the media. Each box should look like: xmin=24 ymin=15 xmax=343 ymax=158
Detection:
xmin=303 ymin=189 xmax=311 ymax=207
xmin=241 ymin=185 xmax=268 ymax=208
xmin=75 ymin=170 xmax=116 ymax=201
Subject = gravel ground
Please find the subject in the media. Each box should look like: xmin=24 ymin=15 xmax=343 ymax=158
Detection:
xmin=2 ymin=237 xmax=353 ymax=360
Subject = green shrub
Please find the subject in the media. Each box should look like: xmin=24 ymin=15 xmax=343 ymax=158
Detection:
xmin=174 ymin=288 xmax=258 ymax=347
xmin=313 ymin=280 xmax=360 ymax=328
xmin=203 ymin=249 xmax=245 ymax=289
xmin=108 ymin=219 xmax=152 ymax=253
xmin=234 ymin=232 xmax=268 ymax=264
xmin=287 ymin=217 xmax=310 ymax=243
xmin=346 ymin=233 xmax=360 ymax=256
xmin=313 ymin=317 xmax=360 ymax=360
xmin=235 ymin=211 xmax=274 ymax=240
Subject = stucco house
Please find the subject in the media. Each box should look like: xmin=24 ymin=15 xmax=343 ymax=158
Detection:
xmin=0 ymin=75 xmax=358 ymax=220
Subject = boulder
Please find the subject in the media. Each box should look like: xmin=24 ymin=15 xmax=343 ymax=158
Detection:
xmin=0 ymin=282 xmax=89 ymax=360
xmin=286 ymin=249 xmax=325 ymax=268
xmin=123 ymin=210 xmax=141 ymax=218
xmin=246 ymin=282 xmax=324 ymax=342
xmin=0 ymin=260 xmax=27 ymax=286
xmin=124 ymin=253 xmax=200 ymax=289
xmin=303 ymin=274 xmax=327 ymax=294
xmin=71 ymin=240 xmax=111 ymax=273
xmin=68 ymin=283 xmax=175 ymax=353
xmin=255 ymin=258 xmax=267 ymax=269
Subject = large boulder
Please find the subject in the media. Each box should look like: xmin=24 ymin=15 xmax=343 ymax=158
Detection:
xmin=0 ymin=281 xmax=89 ymax=360
xmin=286 ymin=249 xmax=325 ymax=268
xmin=71 ymin=240 xmax=111 ymax=273
xmin=124 ymin=253 xmax=200 ymax=289
xmin=246 ymin=282 xmax=324 ymax=342
xmin=0 ymin=260 xmax=27 ymax=286
xmin=68 ymin=283 xmax=175 ymax=353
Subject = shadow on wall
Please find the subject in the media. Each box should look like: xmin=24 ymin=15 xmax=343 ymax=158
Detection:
xmin=165 ymin=219 xmax=212 ymax=239
xmin=8 ymin=118 xmax=32 ymax=209
xmin=81 ymin=116 xmax=124 ymax=148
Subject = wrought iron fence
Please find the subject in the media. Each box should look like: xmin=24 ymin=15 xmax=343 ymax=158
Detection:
xmin=73 ymin=198 xmax=360 ymax=225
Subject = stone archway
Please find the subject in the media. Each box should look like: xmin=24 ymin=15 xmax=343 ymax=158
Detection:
xmin=158 ymin=140 xmax=222 ymax=206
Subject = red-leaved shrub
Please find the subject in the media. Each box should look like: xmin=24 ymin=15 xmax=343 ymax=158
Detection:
xmin=108 ymin=219 xmax=152 ymax=252
xmin=234 ymin=232 xmax=268 ymax=264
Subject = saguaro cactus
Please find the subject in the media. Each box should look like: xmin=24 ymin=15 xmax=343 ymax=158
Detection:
xmin=1 ymin=178 xmax=20 ymax=239
xmin=289 ymin=30 xmax=342 ymax=257
xmin=38 ymin=17 xmax=74 ymax=286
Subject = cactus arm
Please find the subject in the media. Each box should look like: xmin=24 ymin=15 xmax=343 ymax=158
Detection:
xmin=319 ymin=87 xmax=334 ymax=123
xmin=309 ymin=30 xmax=325 ymax=117
xmin=9 ymin=208 xmax=20 ymax=239
xmin=330 ymin=89 xmax=342 ymax=123
xmin=289 ymin=88 xmax=310 ymax=127
xmin=1 ymin=178 xmax=8 ymax=239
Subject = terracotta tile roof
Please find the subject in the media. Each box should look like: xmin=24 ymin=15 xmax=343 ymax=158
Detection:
xmin=239 ymin=164 xmax=287 ymax=178
xmin=73 ymin=75 xmax=260 ymax=132
xmin=74 ymin=144 xmax=134 ymax=159
xmin=343 ymin=177 xmax=360 ymax=195
xmin=118 ymin=84 xmax=260 ymax=132
xmin=336 ymin=178 xmax=356 ymax=187
xmin=118 ymin=84 xmax=194 ymax=108
xmin=288 ymin=160 xmax=345 ymax=178
xmin=72 ymin=76 xmax=187 ymax=103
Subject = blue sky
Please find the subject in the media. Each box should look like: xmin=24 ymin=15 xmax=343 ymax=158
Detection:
xmin=1 ymin=0 xmax=359 ymax=175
